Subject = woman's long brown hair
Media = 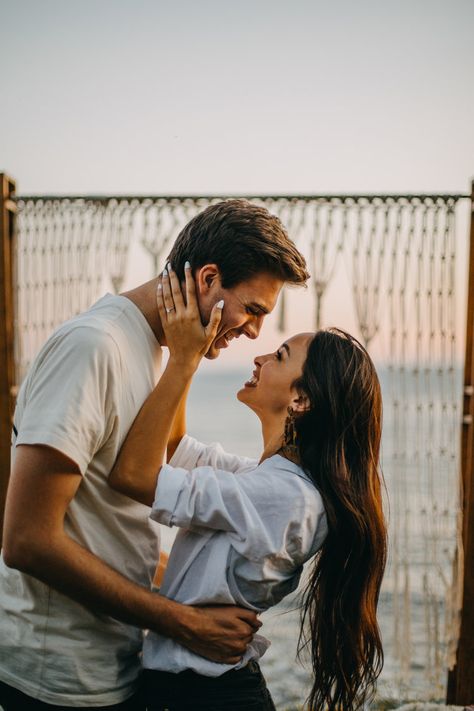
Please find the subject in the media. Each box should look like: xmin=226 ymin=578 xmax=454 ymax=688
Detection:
xmin=295 ymin=328 xmax=387 ymax=710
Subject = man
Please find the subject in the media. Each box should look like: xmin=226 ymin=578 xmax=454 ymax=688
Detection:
xmin=0 ymin=199 xmax=309 ymax=709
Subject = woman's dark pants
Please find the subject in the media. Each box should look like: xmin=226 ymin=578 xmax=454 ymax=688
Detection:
xmin=144 ymin=660 xmax=277 ymax=711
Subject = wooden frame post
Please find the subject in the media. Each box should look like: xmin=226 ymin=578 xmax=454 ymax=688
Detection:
xmin=447 ymin=179 xmax=474 ymax=704
xmin=0 ymin=174 xmax=17 ymax=548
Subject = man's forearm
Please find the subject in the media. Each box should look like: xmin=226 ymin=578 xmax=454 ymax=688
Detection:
xmin=8 ymin=528 xmax=185 ymax=638
xmin=7 ymin=530 xmax=257 ymax=663
xmin=4 ymin=445 xmax=258 ymax=664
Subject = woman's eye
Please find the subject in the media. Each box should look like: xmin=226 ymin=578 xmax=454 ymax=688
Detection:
xmin=275 ymin=350 xmax=282 ymax=361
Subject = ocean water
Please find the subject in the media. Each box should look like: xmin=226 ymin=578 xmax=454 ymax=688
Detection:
xmin=159 ymin=366 xmax=462 ymax=710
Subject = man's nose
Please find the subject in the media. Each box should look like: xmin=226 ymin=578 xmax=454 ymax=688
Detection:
xmin=244 ymin=316 xmax=263 ymax=340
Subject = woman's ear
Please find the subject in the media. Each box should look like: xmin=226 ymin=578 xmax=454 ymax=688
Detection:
xmin=291 ymin=393 xmax=311 ymax=414
xmin=196 ymin=264 xmax=221 ymax=295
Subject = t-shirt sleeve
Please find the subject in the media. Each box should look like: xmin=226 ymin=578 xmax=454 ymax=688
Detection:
xmin=169 ymin=434 xmax=258 ymax=473
xmin=15 ymin=326 xmax=121 ymax=475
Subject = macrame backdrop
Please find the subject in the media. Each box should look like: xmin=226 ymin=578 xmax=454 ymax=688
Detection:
xmin=14 ymin=194 xmax=467 ymax=701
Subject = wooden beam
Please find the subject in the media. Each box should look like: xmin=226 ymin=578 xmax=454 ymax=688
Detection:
xmin=447 ymin=180 xmax=474 ymax=704
xmin=0 ymin=174 xmax=16 ymax=548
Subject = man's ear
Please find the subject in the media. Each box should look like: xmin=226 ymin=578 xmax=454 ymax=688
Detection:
xmin=196 ymin=264 xmax=221 ymax=295
xmin=291 ymin=392 xmax=310 ymax=414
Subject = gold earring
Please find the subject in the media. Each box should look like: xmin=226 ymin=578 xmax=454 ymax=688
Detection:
xmin=282 ymin=406 xmax=298 ymax=457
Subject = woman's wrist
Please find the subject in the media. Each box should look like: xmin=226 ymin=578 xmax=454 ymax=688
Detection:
xmin=166 ymin=355 xmax=200 ymax=378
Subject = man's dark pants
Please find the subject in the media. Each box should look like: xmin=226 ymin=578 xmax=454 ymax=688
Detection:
xmin=0 ymin=679 xmax=145 ymax=710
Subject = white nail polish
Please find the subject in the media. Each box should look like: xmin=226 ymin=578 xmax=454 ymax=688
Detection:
xmin=162 ymin=268 xmax=168 ymax=277
xmin=216 ymin=299 xmax=224 ymax=309
xmin=184 ymin=260 xmax=191 ymax=269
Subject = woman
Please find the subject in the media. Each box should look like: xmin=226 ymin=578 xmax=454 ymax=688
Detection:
xmin=109 ymin=263 xmax=387 ymax=711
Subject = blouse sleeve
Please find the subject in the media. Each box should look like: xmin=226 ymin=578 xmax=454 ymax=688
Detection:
xmin=150 ymin=459 xmax=327 ymax=563
xmin=169 ymin=434 xmax=258 ymax=473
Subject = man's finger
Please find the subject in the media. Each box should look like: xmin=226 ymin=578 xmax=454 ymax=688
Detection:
xmin=204 ymin=300 xmax=224 ymax=340
xmin=224 ymin=656 xmax=244 ymax=665
xmin=237 ymin=609 xmax=262 ymax=632
xmin=223 ymin=640 xmax=247 ymax=654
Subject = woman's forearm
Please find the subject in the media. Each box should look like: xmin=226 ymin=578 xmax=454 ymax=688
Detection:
xmin=109 ymin=359 xmax=195 ymax=505
xmin=167 ymin=382 xmax=191 ymax=462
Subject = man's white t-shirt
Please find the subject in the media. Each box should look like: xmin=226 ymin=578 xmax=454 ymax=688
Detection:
xmin=0 ymin=294 xmax=162 ymax=707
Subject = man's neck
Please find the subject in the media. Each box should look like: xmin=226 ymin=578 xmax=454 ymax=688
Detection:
xmin=121 ymin=278 xmax=166 ymax=345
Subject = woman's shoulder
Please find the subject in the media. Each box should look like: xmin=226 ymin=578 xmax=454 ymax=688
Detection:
xmin=245 ymin=454 xmax=325 ymax=510
xmin=257 ymin=452 xmax=313 ymax=483
xmin=249 ymin=455 xmax=327 ymax=560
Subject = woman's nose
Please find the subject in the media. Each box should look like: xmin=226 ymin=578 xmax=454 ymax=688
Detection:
xmin=254 ymin=353 xmax=269 ymax=366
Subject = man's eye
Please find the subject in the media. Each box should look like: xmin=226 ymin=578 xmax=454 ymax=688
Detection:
xmin=247 ymin=308 xmax=260 ymax=316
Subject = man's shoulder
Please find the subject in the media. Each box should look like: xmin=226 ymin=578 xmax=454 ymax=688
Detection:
xmin=49 ymin=321 xmax=121 ymax=360
xmin=50 ymin=296 xmax=131 ymax=352
xmin=61 ymin=295 xmax=125 ymax=334
xmin=27 ymin=304 xmax=125 ymax=380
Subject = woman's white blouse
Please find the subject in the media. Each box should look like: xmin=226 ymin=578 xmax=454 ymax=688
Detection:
xmin=143 ymin=435 xmax=327 ymax=677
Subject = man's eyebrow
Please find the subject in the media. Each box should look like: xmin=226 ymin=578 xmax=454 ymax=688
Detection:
xmin=248 ymin=302 xmax=270 ymax=315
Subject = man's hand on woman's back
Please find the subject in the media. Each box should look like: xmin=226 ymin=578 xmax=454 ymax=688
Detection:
xmin=174 ymin=604 xmax=261 ymax=664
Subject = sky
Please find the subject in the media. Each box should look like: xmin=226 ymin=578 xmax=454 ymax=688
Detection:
xmin=1 ymin=0 xmax=474 ymax=368
xmin=2 ymin=0 xmax=473 ymax=195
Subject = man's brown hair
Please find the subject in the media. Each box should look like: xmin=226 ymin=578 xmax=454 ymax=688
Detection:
xmin=167 ymin=199 xmax=309 ymax=288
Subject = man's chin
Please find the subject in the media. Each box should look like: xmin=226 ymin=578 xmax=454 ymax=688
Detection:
xmin=205 ymin=333 xmax=231 ymax=359
xmin=205 ymin=344 xmax=221 ymax=360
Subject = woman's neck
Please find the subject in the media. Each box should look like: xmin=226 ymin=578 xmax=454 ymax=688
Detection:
xmin=259 ymin=414 xmax=286 ymax=463
xmin=259 ymin=411 xmax=301 ymax=466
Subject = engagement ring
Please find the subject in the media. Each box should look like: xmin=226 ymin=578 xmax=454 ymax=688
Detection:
xmin=166 ymin=307 xmax=175 ymax=313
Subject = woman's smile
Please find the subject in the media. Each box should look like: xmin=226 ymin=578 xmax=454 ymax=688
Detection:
xmin=243 ymin=370 xmax=259 ymax=388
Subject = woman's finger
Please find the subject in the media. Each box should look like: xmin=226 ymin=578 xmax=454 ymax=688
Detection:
xmin=161 ymin=267 xmax=176 ymax=317
xmin=184 ymin=261 xmax=198 ymax=311
xmin=167 ymin=262 xmax=185 ymax=311
xmin=204 ymin=299 xmax=224 ymax=341
xmin=156 ymin=281 xmax=167 ymax=319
